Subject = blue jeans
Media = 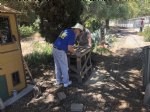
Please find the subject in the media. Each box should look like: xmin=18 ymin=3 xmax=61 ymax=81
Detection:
xmin=52 ymin=47 xmax=69 ymax=84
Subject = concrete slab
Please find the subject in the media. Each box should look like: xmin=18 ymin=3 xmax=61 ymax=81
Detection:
xmin=71 ymin=103 xmax=83 ymax=112
xmin=4 ymin=84 xmax=34 ymax=107
xmin=144 ymin=83 xmax=150 ymax=105
xmin=57 ymin=92 xmax=66 ymax=100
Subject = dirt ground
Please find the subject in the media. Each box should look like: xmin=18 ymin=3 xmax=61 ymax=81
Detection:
xmin=5 ymin=28 xmax=150 ymax=112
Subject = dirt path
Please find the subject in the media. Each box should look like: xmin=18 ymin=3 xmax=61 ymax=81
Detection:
xmin=111 ymin=28 xmax=150 ymax=52
xmin=85 ymin=29 xmax=150 ymax=111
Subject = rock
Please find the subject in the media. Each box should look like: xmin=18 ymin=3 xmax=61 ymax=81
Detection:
xmin=57 ymin=92 xmax=66 ymax=101
xmin=45 ymin=88 xmax=57 ymax=93
xmin=52 ymin=106 xmax=61 ymax=111
xmin=118 ymin=100 xmax=129 ymax=109
xmin=43 ymin=71 xmax=49 ymax=76
xmin=44 ymin=94 xmax=55 ymax=103
xmin=77 ymin=89 xmax=84 ymax=92
xmin=71 ymin=103 xmax=83 ymax=112
xmin=42 ymin=92 xmax=49 ymax=97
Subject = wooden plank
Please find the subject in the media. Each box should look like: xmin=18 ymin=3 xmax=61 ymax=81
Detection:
xmin=82 ymin=65 xmax=92 ymax=76
xmin=69 ymin=65 xmax=77 ymax=73
xmin=80 ymin=48 xmax=91 ymax=57
xmin=67 ymin=47 xmax=92 ymax=83
xmin=81 ymin=51 xmax=91 ymax=72
xmin=77 ymin=57 xmax=82 ymax=83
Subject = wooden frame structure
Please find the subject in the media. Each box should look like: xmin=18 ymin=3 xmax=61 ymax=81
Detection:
xmin=67 ymin=47 xmax=92 ymax=83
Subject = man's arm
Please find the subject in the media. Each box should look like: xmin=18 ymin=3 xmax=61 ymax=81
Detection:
xmin=68 ymin=45 xmax=75 ymax=54
xmin=87 ymin=33 xmax=92 ymax=47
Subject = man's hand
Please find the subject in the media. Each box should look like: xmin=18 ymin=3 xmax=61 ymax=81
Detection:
xmin=68 ymin=45 xmax=75 ymax=54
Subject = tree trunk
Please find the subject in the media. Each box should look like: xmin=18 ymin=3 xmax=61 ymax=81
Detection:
xmin=105 ymin=19 xmax=110 ymax=29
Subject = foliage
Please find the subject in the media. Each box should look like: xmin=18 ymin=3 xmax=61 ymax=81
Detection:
xmin=143 ymin=26 xmax=150 ymax=42
xmin=91 ymin=29 xmax=117 ymax=48
xmin=34 ymin=0 xmax=83 ymax=43
xmin=18 ymin=17 xmax=40 ymax=38
xmin=105 ymin=34 xmax=117 ymax=46
xmin=137 ymin=0 xmax=150 ymax=16
xmin=127 ymin=1 xmax=140 ymax=18
xmin=19 ymin=25 xmax=35 ymax=38
xmin=93 ymin=45 xmax=111 ymax=55
xmin=0 ymin=0 xmax=37 ymax=25
xmin=91 ymin=29 xmax=101 ymax=48
xmin=24 ymin=42 xmax=52 ymax=68
xmin=32 ymin=17 xmax=40 ymax=32
xmin=81 ymin=1 xmax=130 ymax=29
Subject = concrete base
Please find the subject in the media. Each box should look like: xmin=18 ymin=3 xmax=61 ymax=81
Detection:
xmin=4 ymin=84 xmax=34 ymax=107
xmin=0 ymin=98 xmax=5 ymax=111
xmin=144 ymin=83 xmax=150 ymax=105
xmin=71 ymin=103 xmax=83 ymax=112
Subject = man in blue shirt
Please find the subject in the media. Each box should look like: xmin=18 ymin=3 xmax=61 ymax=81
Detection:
xmin=52 ymin=23 xmax=83 ymax=87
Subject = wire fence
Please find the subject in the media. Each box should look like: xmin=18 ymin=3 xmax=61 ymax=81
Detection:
xmin=110 ymin=16 xmax=150 ymax=29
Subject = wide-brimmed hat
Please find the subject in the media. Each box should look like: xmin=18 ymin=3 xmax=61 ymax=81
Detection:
xmin=71 ymin=23 xmax=83 ymax=31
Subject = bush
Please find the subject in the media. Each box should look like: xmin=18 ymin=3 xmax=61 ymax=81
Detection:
xmin=143 ymin=26 xmax=150 ymax=42
xmin=93 ymin=45 xmax=111 ymax=55
xmin=19 ymin=25 xmax=35 ymax=38
xmin=91 ymin=29 xmax=101 ymax=48
xmin=33 ymin=18 xmax=40 ymax=32
xmin=24 ymin=42 xmax=52 ymax=68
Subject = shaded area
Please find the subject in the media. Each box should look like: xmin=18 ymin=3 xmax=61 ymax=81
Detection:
xmin=5 ymin=47 xmax=148 ymax=112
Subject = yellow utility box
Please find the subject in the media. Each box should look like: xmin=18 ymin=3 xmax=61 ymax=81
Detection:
xmin=0 ymin=4 xmax=26 ymax=101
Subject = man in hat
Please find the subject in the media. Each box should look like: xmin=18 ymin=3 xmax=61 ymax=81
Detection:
xmin=77 ymin=28 xmax=92 ymax=47
xmin=52 ymin=23 xmax=83 ymax=87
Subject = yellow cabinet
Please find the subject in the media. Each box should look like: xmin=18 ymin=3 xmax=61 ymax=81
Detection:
xmin=0 ymin=5 xmax=26 ymax=101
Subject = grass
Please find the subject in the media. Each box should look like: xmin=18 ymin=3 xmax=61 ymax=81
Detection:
xmin=24 ymin=41 xmax=52 ymax=68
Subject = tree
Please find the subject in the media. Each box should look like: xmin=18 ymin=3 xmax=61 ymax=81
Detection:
xmin=35 ymin=0 xmax=83 ymax=43
xmin=89 ymin=1 xmax=130 ymax=29
xmin=137 ymin=0 xmax=150 ymax=16
xmin=0 ymin=0 xmax=37 ymax=25
xmin=127 ymin=1 xmax=140 ymax=18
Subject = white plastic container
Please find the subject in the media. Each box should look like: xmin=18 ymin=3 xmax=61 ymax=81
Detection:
xmin=12 ymin=90 xmax=17 ymax=97
xmin=0 ymin=98 xmax=5 ymax=110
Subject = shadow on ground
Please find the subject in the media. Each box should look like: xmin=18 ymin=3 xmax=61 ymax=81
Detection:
xmin=5 ymin=47 xmax=148 ymax=112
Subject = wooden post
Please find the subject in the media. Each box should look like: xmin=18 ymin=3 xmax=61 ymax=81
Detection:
xmin=67 ymin=47 xmax=92 ymax=83
xmin=77 ymin=57 xmax=82 ymax=83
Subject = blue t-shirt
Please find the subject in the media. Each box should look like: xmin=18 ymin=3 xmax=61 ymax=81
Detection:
xmin=53 ymin=28 xmax=75 ymax=52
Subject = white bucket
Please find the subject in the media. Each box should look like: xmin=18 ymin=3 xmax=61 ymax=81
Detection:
xmin=12 ymin=90 xmax=17 ymax=97
xmin=0 ymin=98 xmax=5 ymax=110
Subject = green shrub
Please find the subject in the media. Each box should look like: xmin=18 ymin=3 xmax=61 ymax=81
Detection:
xmin=33 ymin=18 xmax=40 ymax=31
xmin=19 ymin=25 xmax=35 ymax=38
xmin=143 ymin=26 xmax=150 ymax=42
xmin=24 ymin=42 xmax=52 ymax=68
xmin=93 ymin=45 xmax=111 ymax=55
xmin=105 ymin=34 xmax=117 ymax=46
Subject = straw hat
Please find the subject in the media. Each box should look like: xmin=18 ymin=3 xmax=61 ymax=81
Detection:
xmin=71 ymin=23 xmax=83 ymax=31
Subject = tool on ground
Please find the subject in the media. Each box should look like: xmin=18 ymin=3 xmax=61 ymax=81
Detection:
xmin=23 ymin=58 xmax=41 ymax=98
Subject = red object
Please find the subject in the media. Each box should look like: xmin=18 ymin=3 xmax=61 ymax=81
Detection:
xmin=141 ymin=20 xmax=144 ymax=27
